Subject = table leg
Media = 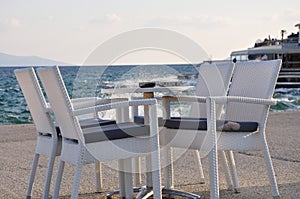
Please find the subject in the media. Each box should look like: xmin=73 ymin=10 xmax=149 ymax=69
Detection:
xmin=137 ymin=91 xmax=200 ymax=199
xmin=144 ymin=92 xmax=154 ymax=191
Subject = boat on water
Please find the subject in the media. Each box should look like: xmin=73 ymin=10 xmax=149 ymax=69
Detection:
xmin=231 ymin=23 xmax=300 ymax=88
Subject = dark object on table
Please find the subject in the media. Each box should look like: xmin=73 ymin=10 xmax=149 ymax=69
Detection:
xmin=139 ymin=82 xmax=156 ymax=88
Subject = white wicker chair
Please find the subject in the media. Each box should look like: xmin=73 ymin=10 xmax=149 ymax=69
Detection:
xmin=161 ymin=60 xmax=281 ymax=198
xmin=206 ymin=60 xmax=281 ymax=198
xmin=15 ymin=67 xmax=61 ymax=199
xmin=132 ymin=62 xmax=235 ymax=192
xmin=161 ymin=61 xmax=235 ymax=194
xmin=14 ymin=67 xmax=125 ymax=198
xmin=37 ymin=66 xmax=162 ymax=199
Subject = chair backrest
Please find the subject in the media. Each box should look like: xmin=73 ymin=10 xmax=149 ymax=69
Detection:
xmin=37 ymin=66 xmax=80 ymax=140
xmin=225 ymin=60 xmax=281 ymax=123
xmin=190 ymin=61 xmax=235 ymax=118
xmin=14 ymin=68 xmax=55 ymax=135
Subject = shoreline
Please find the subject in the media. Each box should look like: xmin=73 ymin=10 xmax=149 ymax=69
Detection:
xmin=0 ymin=111 xmax=299 ymax=198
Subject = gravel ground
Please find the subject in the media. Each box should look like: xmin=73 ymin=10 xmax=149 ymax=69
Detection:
xmin=0 ymin=111 xmax=299 ymax=198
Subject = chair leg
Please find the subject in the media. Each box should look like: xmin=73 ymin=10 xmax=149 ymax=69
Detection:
xmin=261 ymin=138 xmax=280 ymax=198
xmin=71 ymin=160 xmax=84 ymax=199
xmin=151 ymin=146 xmax=162 ymax=199
xmin=225 ymin=151 xmax=240 ymax=193
xmin=95 ymin=163 xmax=103 ymax=193
xmin=194 ymin=150 xmax=205 ymax=184
xmin=118 ymin=159 xmax=126 ymax=198
xmin=145 ymin=154 xmax=153 ymax=188
xmin=164 ymin=147 xmax=174 ymax=189
xmin=53 ymin=160 xmax=65 ymax=199
xmin=42 ymin=143 xmax=58 ymax=199
xmin=219 ymin=150 xmax=233 ymax=190
xmin=133 ymin=157 xmax=142 ymax=186
xmin=124 ymin=159 xmax=134 ymax=199
xmin=209 ymin=147 xmax=219 ymax=199
xmin=207 ymin=98 xmax=219 ymax=199
xmin=26 ymin=153 xmax=40 ymax=198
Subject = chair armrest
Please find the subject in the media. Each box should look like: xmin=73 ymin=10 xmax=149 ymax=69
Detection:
xmin=162 ymin=95 xmax=206 ymax=103
xmin=162 ymin=95 xmax=207 ymax=119
xmin=72 ymin=97 xmax=128 ymax=109
xmin=45 ymin=97 xmax=128 ymax=111
xmin=72 ymin=99 xmax=157 ymax=116
xmin=71 ymin=97 xmax=98 ymax=103
xmin=131 ymin=96 xmax=162 ymax=100
xmin=210 ymin=96 xmax=277 ymax=106
xmin=205 ymin=96 xmax=276 ymax=136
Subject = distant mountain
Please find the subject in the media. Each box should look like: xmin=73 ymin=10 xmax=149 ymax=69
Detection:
xmin=0 ymin=52 xmax=67 ymax=66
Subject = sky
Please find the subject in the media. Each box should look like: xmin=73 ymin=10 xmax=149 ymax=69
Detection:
xmin=0 ymin=0 xmax=299 ymax=65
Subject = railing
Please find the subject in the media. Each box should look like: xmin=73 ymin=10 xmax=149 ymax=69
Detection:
xmin=282 ymin=61 xmax=300 ymax=68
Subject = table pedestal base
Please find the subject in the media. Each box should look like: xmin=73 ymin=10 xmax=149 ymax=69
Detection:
xmin=162 ymin=188 xmax=200 ymax=199
xmin=106 ymin=186 xmax=200 ymax=199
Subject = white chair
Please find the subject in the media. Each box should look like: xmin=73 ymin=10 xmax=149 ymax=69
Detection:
xmin=162 ymin=60 xmax=281 ymax=198
xmin=161 ymin=61 xmax=235 ymax=193
xmin=133 ymin=62 xmax=235 ymax=191
xmin=14 ymin=67 xmax=125 ymax=198
xmin=206 ymin=60 xmax=281 ymax=198
xmin=15 ymin=67 xmax=61 ymax=199
xmin=37 ymin=66 xmax=162 ymax=199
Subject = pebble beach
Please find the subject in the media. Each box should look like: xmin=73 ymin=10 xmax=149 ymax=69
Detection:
xmin=0 ymin=111 xmax=299 ymax=199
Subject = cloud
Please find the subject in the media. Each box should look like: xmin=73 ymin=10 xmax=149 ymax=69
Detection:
xmin=106 ymin=14 xmax=121 ymax=23
xmin=89 ymin=14 xmax=121 ymax=25
xmin=282 ymin=9 xmax=299 ymax=23
xmin=265 ymin=9 xmax=299 ymax=25
xmin=1 ymin=18 xmax=21 ymax=27
xmin=195 ymin=15 xmax=233 ymax=27
xmin=0 ymin=17 xmax=22 ymax=31
xmin=47 ymin=16 xmax=55 ymax=21
xmin=9 ymin=18 xmax=21 ymax=27
xmin=259 ymin=8 xmax=299 ymax=37
xmin=145 ymin=15 xmax=233 ymax=28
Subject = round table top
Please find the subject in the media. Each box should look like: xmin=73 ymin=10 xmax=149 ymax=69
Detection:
xmin=101 ymin=86 xmax=194 ymax=94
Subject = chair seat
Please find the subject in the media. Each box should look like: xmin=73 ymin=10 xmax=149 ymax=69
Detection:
xmin=164 ymin=118 xmax=258 ymax=132
xmin=80 ymin=118 xmax=116 ymax=128
xmin=54 ymin=118 xmax=117 ymax=136
xmin=134 ymin=116 xmax=165 ymax=126
xmin=134 ymin=116 xmax=207 ymax=127
xmin=83 ymin=122 xmax=150 ymax=143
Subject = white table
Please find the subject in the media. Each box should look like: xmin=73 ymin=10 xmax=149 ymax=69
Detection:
xmin=102 ymin=86 xmax=194 ymax=123
xmin=103 ymin=85 xmax=200 ymax=199
xmin=101 ymin=86 xmax=194 ymax=96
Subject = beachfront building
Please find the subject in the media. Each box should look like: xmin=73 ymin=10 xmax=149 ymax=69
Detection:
xmin=231 ymin=23 xmax=300 ymax=69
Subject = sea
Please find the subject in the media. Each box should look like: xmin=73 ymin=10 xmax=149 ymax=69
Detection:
xmin=1 ymin=64 xmax=300 ymax=125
